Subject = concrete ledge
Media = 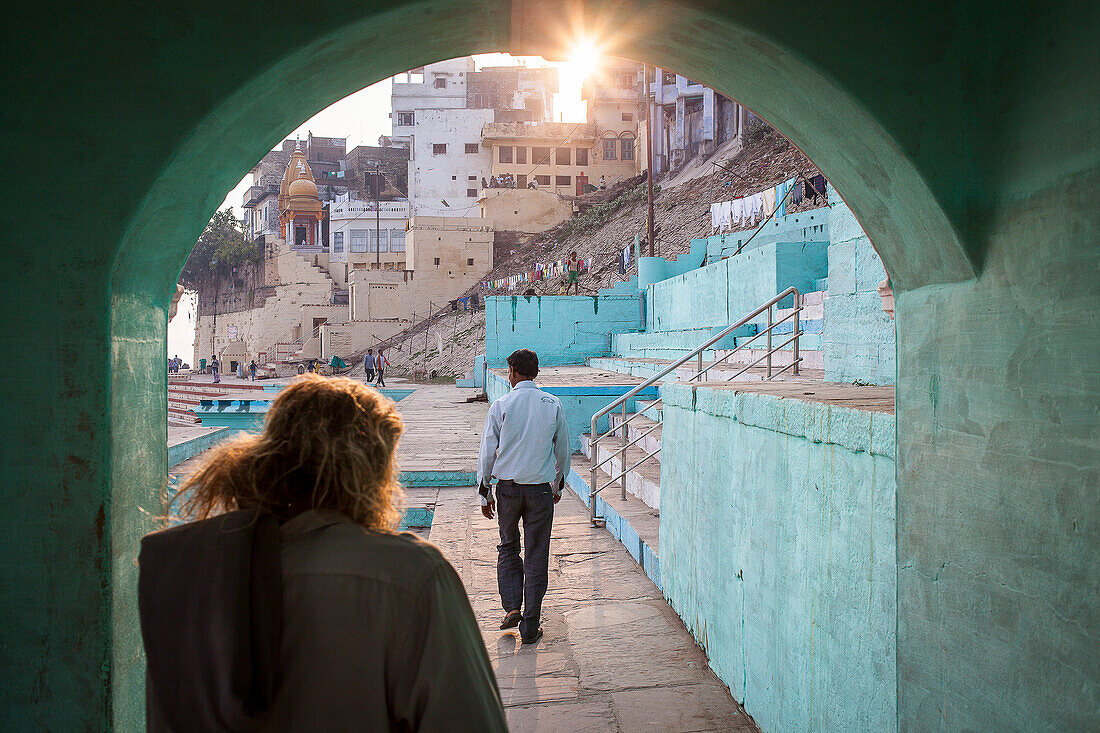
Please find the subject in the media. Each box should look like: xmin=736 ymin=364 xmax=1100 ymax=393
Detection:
xmin=167 ymin=427 xmax=234 ymax=468
xmin=400 ymin=470 xmax=476 ymax=487
xmin=661 ymin=382 xmax=895 ymax=458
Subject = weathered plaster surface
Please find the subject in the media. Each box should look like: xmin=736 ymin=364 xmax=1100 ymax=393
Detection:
xmin=823 ymin=197 xmax=896 ymax=385
xmin=485 ymin=293 xmax=644 ymax=367
xmin=659 ymin=383 xmax=897 ymax=732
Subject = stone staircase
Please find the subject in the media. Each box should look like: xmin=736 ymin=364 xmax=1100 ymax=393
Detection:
xmin=167 ymin=382 xmax=266 ymax=424
xmin=594 ymin=289 xmax=827 ymax=381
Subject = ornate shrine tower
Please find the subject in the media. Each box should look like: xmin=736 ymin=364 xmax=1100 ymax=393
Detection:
xmin=278 ymin=143 xmax=323 ymax=249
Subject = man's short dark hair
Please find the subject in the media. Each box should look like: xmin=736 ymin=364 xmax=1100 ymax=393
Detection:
xmin=506 ymin=349 xmax=539 ymax=379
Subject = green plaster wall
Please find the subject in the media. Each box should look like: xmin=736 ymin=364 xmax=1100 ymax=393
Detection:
xmin=895 ymin=171 xmax=1100 ymax=730
xmin=823 ymin=196 xmax=897 ymax=385
xmin=2 ymin=0 xmax=1097 ymax=729
xmin=659 ymin=384 xmax=897 ymax=732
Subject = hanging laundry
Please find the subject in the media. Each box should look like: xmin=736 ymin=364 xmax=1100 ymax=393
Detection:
xmin=762 ymin=187 xmax=777 ymax=219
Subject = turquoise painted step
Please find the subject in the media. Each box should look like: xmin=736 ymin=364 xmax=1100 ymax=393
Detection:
xmin=815 ymin=277 xmax=829 ymax=291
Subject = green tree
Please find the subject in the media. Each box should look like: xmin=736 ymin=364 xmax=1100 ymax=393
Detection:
xmin=179 ymin=208 xmax=262 ymax=289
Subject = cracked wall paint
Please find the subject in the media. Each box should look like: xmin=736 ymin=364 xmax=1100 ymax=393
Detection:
xmin=659 ymin=384 xmax=897 ymax=732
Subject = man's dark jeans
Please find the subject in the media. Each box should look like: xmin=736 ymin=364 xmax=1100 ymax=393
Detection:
xmin=496 ymin=480 xmax=554 ymax=639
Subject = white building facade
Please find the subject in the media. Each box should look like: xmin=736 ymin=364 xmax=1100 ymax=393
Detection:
xmin=328 ymin=198 xmax=410 ymax=284
xmin=390 ymin=58 xmax=474 ymax=146
xmin=408 ymin=108 xmax=494 ymax=218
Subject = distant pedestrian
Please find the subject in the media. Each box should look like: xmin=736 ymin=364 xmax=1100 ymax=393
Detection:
xmin=599 ymin=175 xmax=606 ymax=190
xmin=364 ymin=349 xmax=376 ymax=384
xmin=477 ymin=349 xmax=569 ymax=644
xmin=375 ymin=350 xmax=389 ymax=387
xmin=210 ymin=356 xmax=220 ymax=384
xmin=249 ymin=360 xmax=257 ymax=381
xmin=565 ymin=251 xmax=581 ymax=295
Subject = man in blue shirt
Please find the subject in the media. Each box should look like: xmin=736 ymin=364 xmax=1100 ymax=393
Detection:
xmin=477 ymin=349 xmax=570 ymax=644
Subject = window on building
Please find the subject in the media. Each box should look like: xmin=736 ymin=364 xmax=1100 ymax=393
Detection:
xmin=621 ymin=137 xmax=635 ymax=160
xmin=603 ymin=139 xmax=618 ymax=160
xmin=433 ymin=143 xmax=447 ymax=155
xmin=467 ymin=258 xmax=475 ymax=266
xmin=468 ymin=175 xmax=477 ymax=180
xmin=555 ymin=147 xmax=571 ymax=165
xmin=433 ymin=76 xmax=447 ymax=88
xmin=389 ymin=228 xmax=406 ymax=252
xmin=396 ymin=111 xmax=414 ymax=126
xmin=351 ymin=230 xmax=368 ymax=253
xmin=516 ymin=174 xmax=527 ymax=188
xmin=576 ymin=147 xmax=589 ymax=166
xmin=333 ymin=232 xmax=344 ymax=253
xmin=467 ymin=188 xmax=477 ymax=197
xmin=621 ymin=112 xmax=633 ymax=121
xmin=465 ymin=143 xmax=479 ymax=154
xmin=535 ymin=174 xmax=551 ymax=186
xmin=555 ymin=175 xmax=571 ymax=186
xmin=532 ymin=146 xmax=551 ymax=164
xmin=433 ymin=257 xmax=441 ymax=265
xmin=515 ymin=146 xmax=526 ymax=164
xmin=370 ymin=229 xmax=388 ymax=252
xmin=498 ymin=145 xmax=513 ymax=163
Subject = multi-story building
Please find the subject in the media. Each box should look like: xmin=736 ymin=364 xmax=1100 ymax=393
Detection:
xmin=390 ymin=58 xmax=474 ymax=146
xmin=395 ymin=58 xmax=559 ymax=218
xmin=466 ymin=65 xmax=558 ymax=123
xmin=408 ymin=108 xmax=495 ymax=217
xmin=647 ymin=68 xmax=751 ymax=174
xmin=480 ymin=119 xmax=640 ymax=193
xmin=328 ymin=199 xmax=410 ymax=285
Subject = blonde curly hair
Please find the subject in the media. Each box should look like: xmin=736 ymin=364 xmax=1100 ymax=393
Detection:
xmin=179 ymin=374 xmax=405 ymax=531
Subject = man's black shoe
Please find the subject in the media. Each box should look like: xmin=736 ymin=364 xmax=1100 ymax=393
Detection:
xmin=521 ymin=627 xmax=544 ymax=645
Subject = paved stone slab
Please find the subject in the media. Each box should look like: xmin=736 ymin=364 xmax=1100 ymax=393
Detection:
xmin=394 ymin=383 xmax=488 ymax=472
xmin=428 ymin=485 xmax=757 ymax=732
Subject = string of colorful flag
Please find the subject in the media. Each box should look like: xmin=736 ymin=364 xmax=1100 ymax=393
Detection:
xmin=481 ymin=257 xmax=593 ymax=291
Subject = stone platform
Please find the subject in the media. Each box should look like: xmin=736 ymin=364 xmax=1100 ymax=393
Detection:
xmin=428 ymin=484 xmax=756 ymax=732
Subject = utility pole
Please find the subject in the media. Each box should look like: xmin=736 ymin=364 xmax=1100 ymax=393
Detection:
xmin=643 ymin=63 xmax=655 ymax=257
xmin=373 ymin=166 xmax=381 ymax=268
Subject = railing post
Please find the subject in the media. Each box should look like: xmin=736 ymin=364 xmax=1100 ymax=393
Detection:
xmin=620 ymin=402 xmax=628 ymax=501
xmin=766 ymin=304 xmax=773 ymax=378
xmin=589 ymin=415 xmax=599 ymax=525
xmin=793 ymin=289 xmax=800 ymax=376
xmin=696 ymin=350 xmax=703 ymax=382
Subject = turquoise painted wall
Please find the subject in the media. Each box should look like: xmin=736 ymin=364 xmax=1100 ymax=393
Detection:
xmin=705 ymin=208 xmax=831 ymax=263
xmin=824 ymin=195 xmax=897 ymax=385
xmin=485 ymin=292 xmax=644 ymax=367
xmin=659 ymin=383 xmax=897 ymax=732
xmin=646 ymin=241 xmax=828 ymax=334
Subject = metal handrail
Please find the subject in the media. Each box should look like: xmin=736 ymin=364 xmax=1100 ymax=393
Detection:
xmin=587 ymin=287 xmax=802 ymax=525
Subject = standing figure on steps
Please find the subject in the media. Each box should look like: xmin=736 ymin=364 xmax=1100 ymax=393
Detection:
xmin=477 ymin=349 xmax=571 ymax=645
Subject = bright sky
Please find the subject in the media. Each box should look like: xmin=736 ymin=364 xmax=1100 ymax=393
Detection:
xmin=170 ymin=53 xmax=598 ymax=357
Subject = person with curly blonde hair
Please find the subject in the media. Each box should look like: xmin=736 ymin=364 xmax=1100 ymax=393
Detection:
xmin=139 ymin=374 xmax=507 ymax=732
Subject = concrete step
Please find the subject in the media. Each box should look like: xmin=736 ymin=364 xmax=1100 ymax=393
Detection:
xmin=590 ymin=355 xmax=825 ymax=382
xmin=609 ymin=412 xmax=663 ymax=455
xmin=583 ymin=433 xmax=662 ymax=509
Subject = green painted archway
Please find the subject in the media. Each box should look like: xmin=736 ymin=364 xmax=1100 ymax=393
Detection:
xmin=3 ymin=1 xmax=1097 ymax=730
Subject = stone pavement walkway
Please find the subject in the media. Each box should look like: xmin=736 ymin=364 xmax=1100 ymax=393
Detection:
xmin=425 ymin=485 xmax=758 ymax=732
